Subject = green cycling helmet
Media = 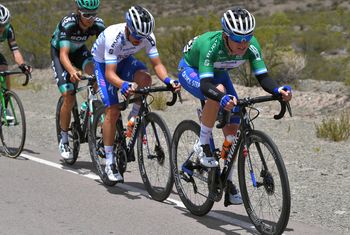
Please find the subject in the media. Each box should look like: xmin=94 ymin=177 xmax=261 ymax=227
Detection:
xmin=75 ymin=0 xmax=100 ymax=11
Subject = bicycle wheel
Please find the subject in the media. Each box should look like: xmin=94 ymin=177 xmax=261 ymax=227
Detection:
xmin=55 ymin=96 xmax=80 ymax=165
xmin=171 ymin=120 xmax=214 ymax=216
xmin=88 ymin=106 xmax=118 ymax=186
xmin=0 ymin=90 xmax=26 ymax=158
xmin=137 ymin=112 xmax=173 ymax=202
xmin=238 ymin=130 xmax=291 ymax=235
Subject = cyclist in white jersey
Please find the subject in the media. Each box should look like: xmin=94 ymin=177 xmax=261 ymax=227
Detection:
xmin=92 ymin=5 xmax=180 ymax=182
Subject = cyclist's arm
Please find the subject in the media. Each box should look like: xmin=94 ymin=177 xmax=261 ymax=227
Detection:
xmin=59 ymin=46 xmax=76 ymax=76
xmin=149 ymin=56 xmax=169 ymax=82
xmin=200 ymin=77 xmax=225 ymax=101
xmin=256 ymin=72 xmax=279 ymax=94
xmin=12 ymin=49 xmax=25 ymax=66
xmin=6 ymin=25 xmax=25 ymax=66
xmin=105 ymin=63 xmax=124 ymax=88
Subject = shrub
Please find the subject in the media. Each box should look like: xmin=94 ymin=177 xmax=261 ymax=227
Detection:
xmin=315 ymin=112 xmax=350 ymax=141
xmin=149 ymin=92 xmax=168 ymax=111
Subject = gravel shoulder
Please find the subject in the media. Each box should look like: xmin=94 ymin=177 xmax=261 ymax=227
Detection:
xmin=16 ymin=68 xmax=350 ymax=234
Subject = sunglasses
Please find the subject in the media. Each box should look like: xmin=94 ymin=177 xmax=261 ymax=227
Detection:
xmin=79 ymin=11 xmax=97 ymax=20
xmin=129 ymin=29 xmax=144 ymax=41
xmin=226 ymin=32 xmax=253 ymax=43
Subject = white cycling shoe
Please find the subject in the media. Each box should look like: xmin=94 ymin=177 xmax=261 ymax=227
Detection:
xmin=105 ymin=164 xmax=124 ymax=182
xmin=193 ymin=140 xmax=218 ymax=168
xmin=224 ymin=181 xmax=243 ymax=206
xmin=58 ymin=139 xmax=73 ymax=160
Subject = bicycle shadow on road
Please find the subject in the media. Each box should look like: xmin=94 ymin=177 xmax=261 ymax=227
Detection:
xmin=99 ymin=181 xmax=148 ymax=201
xmin=0 ymin=147 xmax=39 ymax=159
xmin=172 ymin=206 xmax=259 ymax=235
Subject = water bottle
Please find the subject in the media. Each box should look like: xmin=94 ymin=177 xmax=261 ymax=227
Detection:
xmin=80 ymin=101 xmax=88 ymax=120
xmin=221 ymin=135 xmax=236 ymax=160
xmin=125 ymin=116 xmax=135 ymax=138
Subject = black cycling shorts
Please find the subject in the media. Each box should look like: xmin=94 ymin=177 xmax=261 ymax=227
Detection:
xmin=50 ymin=45 xmax=92 ymax=93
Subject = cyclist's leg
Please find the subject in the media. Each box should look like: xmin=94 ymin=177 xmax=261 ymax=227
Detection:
xmin=117 ymin=56 xmax=149 ymax=119
xmin=51 ymin=46 xmax=76 ymax=159
xmin=216 ymin=71 xmax=242 ymax=205
xmin=216 ymin=71 xmax=240 ymax=136
xmin=0 ymin=53 xmax=9 ymax=89
xmin=51 ymin=47 xmax=77 ymax=133
xmin=178 ymin=58 xmax=222 ymax=167
xmin=94 ymin=59 xmax=123 ymax=182
xmin=0 ymin=55 xmax=12 ymax=120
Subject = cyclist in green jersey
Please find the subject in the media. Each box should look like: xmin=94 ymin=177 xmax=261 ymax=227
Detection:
xmin=0 ymin=4 xmax=32 ymax=122
xmin=178 ymin=7 xmax=292 ymax=206
xmin=50 ymin=0 xmax=105 ymax=160
xmin=0 ymin=4 xmax=32 ymax=90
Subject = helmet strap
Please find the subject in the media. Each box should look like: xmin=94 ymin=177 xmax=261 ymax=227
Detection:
xmin=223 ymin=33 xmax=234 ymax=55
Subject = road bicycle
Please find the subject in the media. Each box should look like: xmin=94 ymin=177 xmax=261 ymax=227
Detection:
xmin=89 ymin=86 xmax=180 ymax=202
xmin=55 ymin=74 xmax=102 ymax=165
xmin=0 ymin=70 xmax=30 ymax=158
xmin=171 ymin=95 xmax=292 ymax=235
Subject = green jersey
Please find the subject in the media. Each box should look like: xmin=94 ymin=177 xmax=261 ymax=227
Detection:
xmin=0 ymin=24 xmax=18 ymax=51
xmin=183 ymin=31 xmax=267 ymax=79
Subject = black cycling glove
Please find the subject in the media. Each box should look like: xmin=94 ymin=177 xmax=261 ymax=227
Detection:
xmin=19 ymin=63 xmax=32 ymax=74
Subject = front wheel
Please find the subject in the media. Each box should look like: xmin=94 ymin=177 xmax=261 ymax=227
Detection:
xmin=171 ymin=120 xmax=214 ymax=216
xmin=137 ymin=112 xmax=173 ymax=202
xmin=88 ymin=106 xmax=118 ymax=186
xmin=238 ymin=130 xmax=291 ymax=235
xmin=0 ymin=90 xmax=26 ymax=158
xmin=55 ymin=96 xmax=80 ymax=165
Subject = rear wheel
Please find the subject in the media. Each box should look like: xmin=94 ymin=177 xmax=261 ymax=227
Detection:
xmin=238 ymin=130 xmax=290 ymax=235
xmin=0 ymin=90 xmax=26 ymax=158
xmin=137 ymin=112 xmax=173 ymax=202
xmin=55 ymin=96 xmax=79 ymax=165
xmin=171 ymin=120 xmax=214 ymax=216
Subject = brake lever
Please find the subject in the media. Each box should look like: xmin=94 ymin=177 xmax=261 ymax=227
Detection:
xmin=286 ymin=101 xmax=292 ymax=117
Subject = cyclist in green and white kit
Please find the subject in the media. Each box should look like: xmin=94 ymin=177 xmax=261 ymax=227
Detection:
xmin=50 ymin=0 xmax=105 ymax=160
xmin=178 ymin=7 xmax=292 ymax=206
xmin=0 ymin=4 xmax=32 ymax=89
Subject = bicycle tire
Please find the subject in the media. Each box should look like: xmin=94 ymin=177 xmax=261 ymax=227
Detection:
xmin=0 ymin=90 xmax=26 ymax=158
xmin=238 ymin=130 xmax=291 ymax=235
xmin=137 ymin=112 xmax=173 ymax=202
xmin=88 ymin=106 xmax=118 ymax=186
xmin=55 ymin=96 xmax=79 ymax=165
xmin=171 ymin=120 xmax=214 ymax=216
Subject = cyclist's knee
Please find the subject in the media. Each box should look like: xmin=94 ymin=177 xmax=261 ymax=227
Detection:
xmin=206 ymin=98 xmax=221 ymax=109
xmin=105 ymin=106 xmax=120 ymax=121
xmin=134 ymin=70 xmax=151 ymax=87
xmin=83 ymin=61 xmax=94 ymax=75
xmin=62 ymin=92 xmax=75 ymax=107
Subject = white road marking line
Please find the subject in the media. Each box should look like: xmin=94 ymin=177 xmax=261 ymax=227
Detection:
xmin=21 ymin=153 xmax=256 ymax=233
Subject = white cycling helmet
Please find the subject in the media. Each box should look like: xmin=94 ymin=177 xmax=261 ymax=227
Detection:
xmin=221 ymin=7 xmax=255 ymax=35
xmin=0 ymin=4 xmax=10 ymax=25
xmin=125 ymin=5 xmax=155 ymax=39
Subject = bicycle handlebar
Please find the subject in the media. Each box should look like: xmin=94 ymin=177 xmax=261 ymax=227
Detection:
xmin=216 ymin=95 xmax=292 ymax=129
xmin=0 ymin=70 xmax=32 ymax=86
xmin=118 ymin=85 xmax=181 ymax=111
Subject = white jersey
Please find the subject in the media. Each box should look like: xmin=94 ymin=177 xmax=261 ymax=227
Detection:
xmin=92 ymin=23 xmax=159 ymax=64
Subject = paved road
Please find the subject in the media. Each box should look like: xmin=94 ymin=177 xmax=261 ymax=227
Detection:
xmin=0 ymin=141 xmax=338 ymax=235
